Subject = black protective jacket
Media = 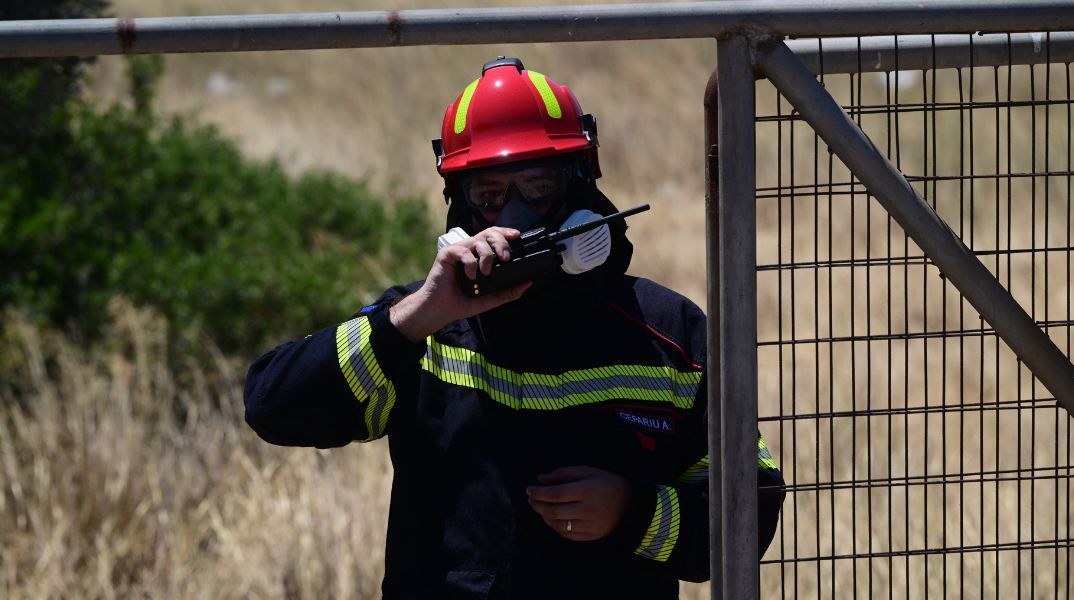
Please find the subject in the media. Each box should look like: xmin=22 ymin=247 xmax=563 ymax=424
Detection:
xmin=244 ymin=218 xmax=784 ymax=599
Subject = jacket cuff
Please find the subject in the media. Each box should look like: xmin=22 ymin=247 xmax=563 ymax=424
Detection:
xmin=609 ymin=479 xmax=682 ymax=563
xmin=608 ymin=478 xmax=657 ymax=550
xmin=366 ymin=304 xmax=427 ymax=381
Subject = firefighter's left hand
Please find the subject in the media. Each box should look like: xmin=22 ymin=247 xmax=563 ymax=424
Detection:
xmin=526 ymin=465 xmax=629 ymax=541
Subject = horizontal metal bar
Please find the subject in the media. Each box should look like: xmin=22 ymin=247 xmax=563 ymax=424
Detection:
xmin=758 ymin=99 xmax=1074 ymax=122
xmin=5 ymin=1 xmax=1074 ymax=57
xmin=757 ymin=256 xmax=933 ymax=271
xmin=784 ymin=465 xmax=1073 ymax=493
xmin=788 ymin=32 xmax=1074 ymax=75
xmin=908 ymin=170 xmax=1074 ymax=183
xmin=755 ymin=174 xmax=1074 ymax=202
xmin=762 ymin=539 xmax=1074 ymax=564
xmin=757 ymin=396 xmax=1063 ymax=421
xmin=757 ymin=170 xmax=1074 ymax=198
xmin=758 ymin=320 xmax=1074 ymax=347
xmin=755 ymin=38 xmax=1074 ymax=416
xmin=757 ymin=246 xmax=1074 ymax=272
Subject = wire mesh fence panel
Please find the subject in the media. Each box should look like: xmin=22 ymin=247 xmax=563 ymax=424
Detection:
xmin=755 ymin=34 xmax=1074 ymax=598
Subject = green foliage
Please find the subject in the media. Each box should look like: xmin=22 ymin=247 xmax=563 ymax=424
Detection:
xmin=1 ymin=51 xmax=432 ymax=355
xmin=0 ymin=1 xmax=108 ymax=187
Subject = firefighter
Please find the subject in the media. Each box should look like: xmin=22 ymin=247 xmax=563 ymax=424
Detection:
xmin=244 ymin=57 xmax=784 ymax=599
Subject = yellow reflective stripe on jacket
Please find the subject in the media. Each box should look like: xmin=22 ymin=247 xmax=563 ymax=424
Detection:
xmin=453 ymin=79 xmax=480 ymax=134
xmin=421 ymin=338 xmax=701 ymax=410
xmin=758 ymin=436 xmax=778 ymax=470
xmin=676 ymin=455 xmax=709 ymax=485
xmin=336 ymin=316 xmax=397 ymax=441
xmin=527 ymin=71 xmax=562 ymax=119
xmin=635 ymin=485 xmax=680 ymax=562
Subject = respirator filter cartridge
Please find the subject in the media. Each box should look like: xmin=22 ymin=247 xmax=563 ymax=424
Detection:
xmin=437 ymin=227 xmax=470 ymax=250
xmin=558 ymin=209 xmax=612 ymax=275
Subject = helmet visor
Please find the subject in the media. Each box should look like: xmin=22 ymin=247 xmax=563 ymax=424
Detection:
xmin=459 ymin=160 xmax=569 ymax=210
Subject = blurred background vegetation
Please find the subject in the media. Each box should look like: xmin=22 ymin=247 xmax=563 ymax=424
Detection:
xmin=0 ymin=0 xmax=431 ymax=360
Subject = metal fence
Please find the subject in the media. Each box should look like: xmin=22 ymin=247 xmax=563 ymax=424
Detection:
xmin=744 ymin=35 xmax=1074 ymax=597
xmin=4 ymin=3 xmax=1074 ymax=599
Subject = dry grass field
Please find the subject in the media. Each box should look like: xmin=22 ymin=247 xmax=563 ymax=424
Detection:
xmin=1 ymin=303 xmax=393 ymax=598
xmin=4 ymin=1 xmax=1073 ymax=598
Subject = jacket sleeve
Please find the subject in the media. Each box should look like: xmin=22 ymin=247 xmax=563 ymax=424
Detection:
xmin=608 ymin=397 xmax=786 ymax=582
xmin=243 ymin=284 xmax=426 ymax=448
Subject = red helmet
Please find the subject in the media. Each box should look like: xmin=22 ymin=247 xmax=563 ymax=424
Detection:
xmin=433 ymin=57 xmax=600 ymax=178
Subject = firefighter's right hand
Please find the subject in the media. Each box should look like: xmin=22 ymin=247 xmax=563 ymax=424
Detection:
xmin=389 ymin=226 xmax=532 ymax=343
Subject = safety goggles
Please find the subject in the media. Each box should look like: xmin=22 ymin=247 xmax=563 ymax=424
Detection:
xmin=458 ymin=159 xmax=570 ymax=210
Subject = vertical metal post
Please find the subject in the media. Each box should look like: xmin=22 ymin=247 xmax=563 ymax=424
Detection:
xmin=704 ymin=56 xmax=723 ymax=600
xmin=709 ymin=34 xmax=759 ymax=599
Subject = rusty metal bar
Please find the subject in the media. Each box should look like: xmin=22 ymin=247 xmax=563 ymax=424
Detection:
xmin=6 ymin=1 xmax=1074 ymax=57
xmin=704 ymin=58 xmax=723 ymax=600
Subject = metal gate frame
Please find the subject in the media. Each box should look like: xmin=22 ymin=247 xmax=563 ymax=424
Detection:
xmin=707 ymin=33 xmax=1074 ymax=598
xmin=5 ymin=3 xmax=1074 ymax=599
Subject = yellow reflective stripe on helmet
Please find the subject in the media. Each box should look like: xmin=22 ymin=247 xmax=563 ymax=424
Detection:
xmin=527 ymin=71 xmax=562 ymax=119
xmin=635 ymin=485 xmax=680 ymax=562
xmin=453 ymin=79 xmax=480 ymax=135
xmin=676 ymin=455 xmax=709 ymax=485
xmin=336 ymin=316 xmax=397 ymax=441
xmin=421 ymin=338 xmax=701 ymax=410
xmin=758 ymin=435 xmax=778 ymax=470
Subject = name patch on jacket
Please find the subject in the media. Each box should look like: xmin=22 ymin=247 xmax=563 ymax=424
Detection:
xmin=617 ymin=409 xmax=676 ymax=434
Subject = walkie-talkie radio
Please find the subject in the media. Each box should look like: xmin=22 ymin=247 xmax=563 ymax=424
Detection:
xmin=459 ymin=204 xmax=650 ymax=297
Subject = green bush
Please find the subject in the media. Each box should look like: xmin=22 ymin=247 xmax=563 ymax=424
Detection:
xmin=0 ymin=52 xmax=432 ymax=355
xmin=0 ymin=1 xmax=107 ymax=167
